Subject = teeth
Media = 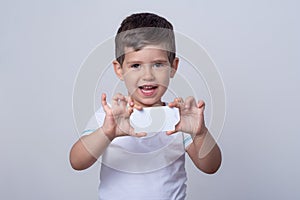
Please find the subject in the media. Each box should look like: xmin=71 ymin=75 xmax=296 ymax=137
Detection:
xmin=140 ymin=85 xmax=157 ymax=90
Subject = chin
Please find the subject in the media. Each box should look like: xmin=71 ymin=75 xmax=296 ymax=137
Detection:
xmin=144 ymin=100 xmax=164 ymax=107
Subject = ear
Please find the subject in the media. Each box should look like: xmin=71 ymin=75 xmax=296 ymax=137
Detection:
xmin=113 ymin=60 xmax=123 ymax=80
xmin=170 ymin=57 xmax=179 ymax=78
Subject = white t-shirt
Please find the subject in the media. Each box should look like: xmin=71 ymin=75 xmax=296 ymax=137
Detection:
xmin=83 ymin=106 xmax=193 ymax=200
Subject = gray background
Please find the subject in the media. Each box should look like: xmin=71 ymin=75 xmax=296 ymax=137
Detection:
xmin=1 ymin=0 xmax=299 ymax=199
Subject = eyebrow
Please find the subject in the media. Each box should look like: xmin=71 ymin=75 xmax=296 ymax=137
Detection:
xmin=152 ymin=59 xmax=169 ymax=63
xmin=125 ymin=59 xmax=169 ymax=65
xmin=125 ymin=60 xmax=142 ymax=65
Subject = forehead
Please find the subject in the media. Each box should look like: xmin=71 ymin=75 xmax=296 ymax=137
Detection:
xmin=124 ymin=45 xmax=169 ymax=62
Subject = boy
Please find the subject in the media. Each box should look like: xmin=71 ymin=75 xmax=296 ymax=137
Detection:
xmin=70 ymin=13 xmax=221 ymax=200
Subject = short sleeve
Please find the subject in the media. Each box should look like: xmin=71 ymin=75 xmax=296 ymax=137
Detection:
xmin=183 ymin=132 xmax=193 ymax=150
xmin=82 ymin=106 xmax=106 ymax=136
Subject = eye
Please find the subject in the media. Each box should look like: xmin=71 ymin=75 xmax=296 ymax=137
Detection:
xmin=153 ymin=63 xmax=164 ymax=68
xmin=130 ymin=64 xmax=141 ymax=69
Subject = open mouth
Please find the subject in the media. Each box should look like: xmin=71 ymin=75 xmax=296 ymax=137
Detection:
xmin=138 ymin=85 xmax=158 ymax=96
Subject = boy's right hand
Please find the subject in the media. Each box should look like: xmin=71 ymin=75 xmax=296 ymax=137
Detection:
xmin=101 ymin=93 xmax=146 ymax=140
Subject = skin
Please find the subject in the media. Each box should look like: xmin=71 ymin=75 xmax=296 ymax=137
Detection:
xmin=69 ymin=45 xmax=222 ymax=174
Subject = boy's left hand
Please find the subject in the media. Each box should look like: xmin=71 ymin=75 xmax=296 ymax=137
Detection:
xmin=167 ymin=96 xmax=207 ymax=137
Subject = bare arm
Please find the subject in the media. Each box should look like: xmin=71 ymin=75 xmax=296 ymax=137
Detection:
xmin=186 ymin=128 xmax=222 ymax=174
xmin=69 ymin=128 xmax=111 ymax=170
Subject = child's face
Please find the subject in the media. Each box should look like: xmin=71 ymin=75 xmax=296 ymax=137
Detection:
xmin=114 ymin=45 xmax=178 ymax=107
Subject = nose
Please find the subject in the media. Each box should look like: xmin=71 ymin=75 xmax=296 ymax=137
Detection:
xmin=142 ymin=65 xmax=155 ymax=81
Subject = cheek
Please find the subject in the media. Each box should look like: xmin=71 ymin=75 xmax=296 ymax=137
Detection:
xmin=157 ymin=71 xmax=171 ymax=87
xmin=123 ymin=74 xmax=138 ymax=91
xmin=162 ymin=79 xmax=170 ymax=88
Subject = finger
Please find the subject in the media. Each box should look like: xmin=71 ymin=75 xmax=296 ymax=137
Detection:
xmin=127 ymin=127 xmax=147 ymax=137
xmin=127 ymin=96 xmax=142 ymax=110
xmin=197 ymin=100 xmax=205 ymax=110
xmin=128 ymin=106 xmax=134 ymax=115
xmin=166 ymin=130 xmax=177 ymax=135
xmin=134 ymin=132 xmax=147 ymax=137
xmin=166 ymin=121 xmax=181 ymax=135
xmin=112 ymin=93 xmax=125 ymax=107
xmin=177 ymin=97 xmax=186 ymax=112
xmin=185 ymin=96 xmax=197 ymax=109
xmin=168 ymin=98 xmax=178 ymax=107
xmin=101 ymin=93 xmax=111 ymax=113
xmin=177 ymin=97 xmax=184 ymax=107
xmin=123 ymin=96 xmax=135 ymax=116
xmin=118 ymin=96 xmax=127 ymax=107
xmin=168 ymin=102 xmax=176 ymax=108
xmin=112 ymin=94 xmax=119 ymax=107
xmin=176 ymin=97 xmax=184 ymax=104
xmin=134 ymin=104 xmax=143 ymax=110
xmin=168 ymin=102 xmax=179 ymax=108
xmin=126 ymin=96 xmax=134 ymax=107
xmin=169 ymin=97 xmax=184 ymax=108
xmin=125 ymin=96 xmax=143 ymax=110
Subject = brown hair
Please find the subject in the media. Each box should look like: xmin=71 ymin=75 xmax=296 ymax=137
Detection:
xmin=115 ymin=13 xmax=176 ymax=65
